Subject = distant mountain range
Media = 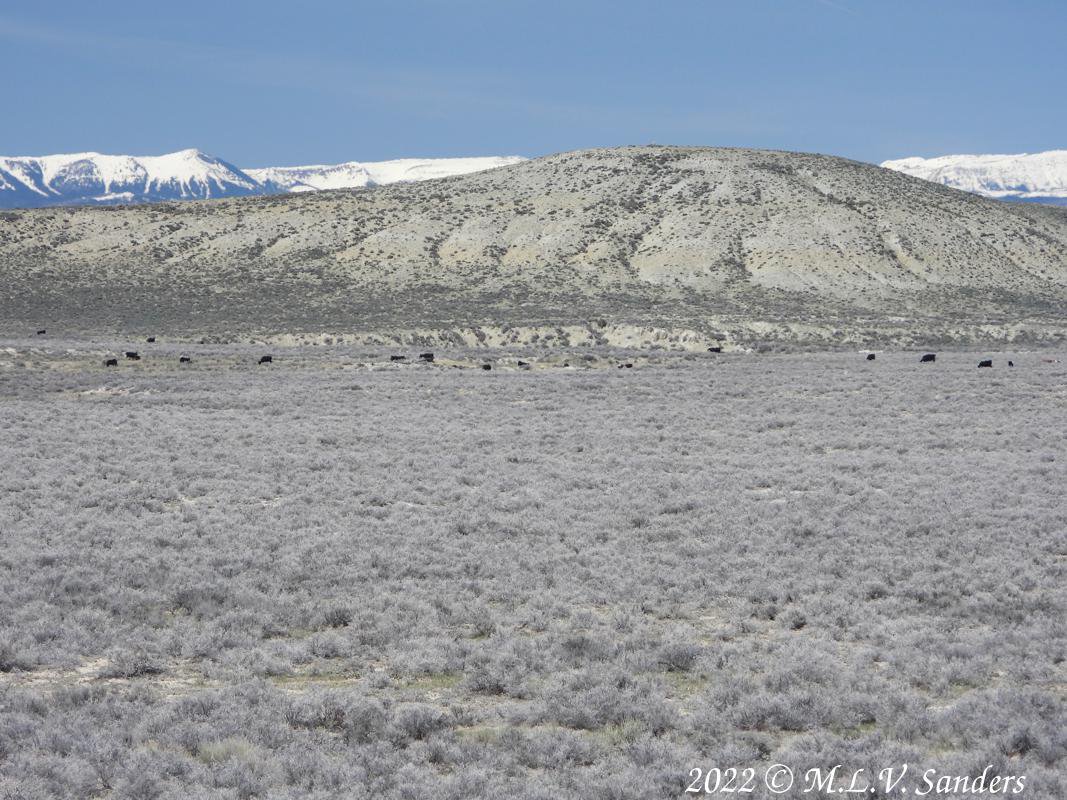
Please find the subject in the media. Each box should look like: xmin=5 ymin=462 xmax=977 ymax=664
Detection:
xmin=881 ymin=150 xmax=1067 ymax=206
xmin=246 ymin=157 xmax=526 ymax=194
xmin=0 ymin=149 xmax=526 ymax=208
xmin=4 ymin=146 xmax=1065 ymax=210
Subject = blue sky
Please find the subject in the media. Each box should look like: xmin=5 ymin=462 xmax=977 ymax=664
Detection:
xmin=1 ymin=1 xmax=1064 ymax=166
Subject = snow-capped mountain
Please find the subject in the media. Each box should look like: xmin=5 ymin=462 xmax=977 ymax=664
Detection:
xmin=0 ymin=150 xmax=261 ymax=208
xmin=0 ymin=150 xmax=526 ymax=208
xmin=246 ymin=156 xmax=526 ymax=193
xmin=881 ymin=150 xmax=1067 ymax=206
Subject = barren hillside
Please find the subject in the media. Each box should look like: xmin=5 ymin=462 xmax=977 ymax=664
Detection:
xmin=2 ymin=146 xmax=1066 ymax=347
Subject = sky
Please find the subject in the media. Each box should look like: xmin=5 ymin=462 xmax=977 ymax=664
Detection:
xmin=1 ymin=1 xmax=1064 ymax=167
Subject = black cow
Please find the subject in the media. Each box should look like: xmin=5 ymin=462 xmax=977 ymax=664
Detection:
xmin=419 ymin=352 xmax=434 ymax=362
xmin=36 ymin=329 xmax=46 ymax=335
xmin=390 ymin=355 xmax=407 ymax=362
xmin=481 ymin=363 xmax=492 ymax=371
xmin=1008 ymin=361 xmax=1014 ymax=367
xmin=617 ymin=363 xmax=633 ymax=369
xmin=104 ymin=358 xmax=118 ymax=367
xmin=179 ymin=356 xmax=191 ymax=364
xmin=125 ymin=351 xmax=140 ymax=360
xmin=518 ymin=360 xmax=530 ymax=368
xmin=259 ymin=355 xmax=272 ymax=364
xmin=146 ymin=336 xmax=156 ymax=343
xmin=920 ymin=353 xmax=936 ymax=363
xmin=866 ymin=353 xmax=876 ymax=361
xmin=708 ymin=346 xmax=723 ymax=353
xmin=978 ymin=360 xmax=992 ymax=368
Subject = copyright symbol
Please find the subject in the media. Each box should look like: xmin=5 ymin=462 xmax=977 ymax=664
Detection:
xmin=765 ymin=764 xmax=794 ymax=794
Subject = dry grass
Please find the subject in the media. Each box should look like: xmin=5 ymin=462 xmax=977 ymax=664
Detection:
xmin=1 ymin=343 xmax=1064 ymax=798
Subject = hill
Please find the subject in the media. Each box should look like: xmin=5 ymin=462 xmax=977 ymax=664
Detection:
xmin=2 ymin=145 xmax=1066 ymax=348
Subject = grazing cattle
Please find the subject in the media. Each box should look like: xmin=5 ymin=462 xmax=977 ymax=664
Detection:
xmin=390 ymin=355 xmax=407 ymax=362
xmin=104 ymin=358 xmax=118 ymax=367
xmin=146 ymin=336 xmax=156 ymax=343
xmin=36 ymin=329 xmax=46 ymax=335
xmin=179 ymin=356 xmax=191 ymax=364
xmin=1008 ymin=361 xmax=1014 ymax=367
xmin=518 ymin=360 xmax=530 ymax=368
xmin=125 ymin=351 xmax=140 ymax=360
xmin=866 ymin=353 xmax=876 ymax=361
xmin=259 ymin=355 xmax=272 ymax=364
xmin=708 ymin=346 xmax=723 ymax=353
xmin=978 ymin=359 xmax=993 ymax=368
xmin=481 ymin=363 xmax=492 ymax=371
xmin=618 ymin=363 xmax=634 ymax=369
xmin=920 ymin=353 xmax=936 ymax=363
xmin=419 ymin=352 xmax=434 ymax=362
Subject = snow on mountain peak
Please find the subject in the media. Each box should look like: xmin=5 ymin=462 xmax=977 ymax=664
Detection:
xmin=244 ymin=156 xmax=527 ymax=193
xmin=0 ymin=149 xmax=260 ymax=206
xmin=881 ymin=150 xmax=1067 ymax=205
xmin=0 ymin=150 xmax=527 ymax=208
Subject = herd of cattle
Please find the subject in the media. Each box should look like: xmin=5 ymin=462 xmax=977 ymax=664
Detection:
xmin=99 ymin=348 xmax=273 ymax=367
xmin=910 ymin=353 xmax=1012 ymax=367
xmin=92 ymin=349 xmax=1017 ymax=370
xmin=27 ymin=330 xmax=1027 ymax=369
